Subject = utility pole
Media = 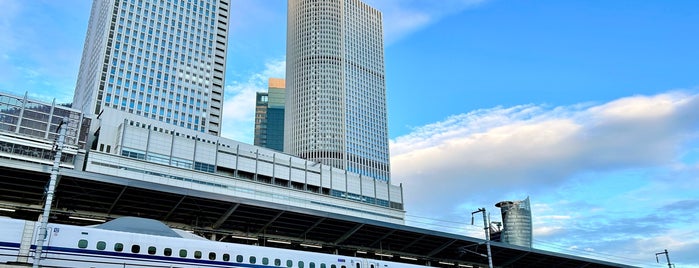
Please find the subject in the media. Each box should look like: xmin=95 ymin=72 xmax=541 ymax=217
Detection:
xmin=472 ymin=208 xmax=494 ymax=268
xmin=33 ymin=118 xmax=67 ymax=268
xmin=655 ymin=249 xmax=673 ymax=268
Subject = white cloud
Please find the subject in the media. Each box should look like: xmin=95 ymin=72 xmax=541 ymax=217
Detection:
xmin=390 ymin=91 xmax=699 ymax=215
xmin=534 ymin=226 xmax=564 ymax=237
xmin=220 ymin=59 xmax=286 ymax=143
xmin=363 ymin=0 xmax=489 ymax=44
xmin=390 ymin=90 xmax=699 ymax=266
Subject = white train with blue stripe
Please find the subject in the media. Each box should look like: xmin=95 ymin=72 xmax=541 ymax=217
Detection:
xmin=0 ymin=217 xmax=428 ymax=268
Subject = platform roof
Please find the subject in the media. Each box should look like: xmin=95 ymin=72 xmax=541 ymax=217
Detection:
xmin=0 ymin=159 xmax=637 ymax=268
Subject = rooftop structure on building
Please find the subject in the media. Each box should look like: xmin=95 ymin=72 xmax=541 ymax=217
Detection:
xmin=285 ymin=0 xmax=391 ymax=182
xmin=72 ymin=0 xmax=230 ymax=136
xmin=254 ymin=78 xmax=286 ymax=151
xmin=91 ymin=107 xmax=405 ymax=222
xmin=0 ymin=91 xmax=91 ymax=169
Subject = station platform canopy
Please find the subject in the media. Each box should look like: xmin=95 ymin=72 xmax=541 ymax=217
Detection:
xmin=0 ymin=160 xmax=637 ymax=268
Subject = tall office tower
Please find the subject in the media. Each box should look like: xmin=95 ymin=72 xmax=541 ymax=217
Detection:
xmin=285 ymin=0 xmax=391 ymax=182
xmin=73 ymin=0 xmax=230 ymax=136
xmin=496 ymin=197 xmax=533 ymax=248
xmin=254 ymin=78 xmax=285 ymax=151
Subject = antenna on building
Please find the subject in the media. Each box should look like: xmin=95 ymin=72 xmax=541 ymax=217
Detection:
xmin=655 ymin=249 xmax=674 ymax=268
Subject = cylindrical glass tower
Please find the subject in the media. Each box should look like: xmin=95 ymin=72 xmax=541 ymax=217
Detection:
xmin=285 ymin=0 xmax=391 ymax=182
xmin=496 ymin=197 xmax=533 ymax=247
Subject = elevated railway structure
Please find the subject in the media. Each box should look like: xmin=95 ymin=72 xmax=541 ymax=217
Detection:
xmin=0 ymin=159 xmax=636 ymax=268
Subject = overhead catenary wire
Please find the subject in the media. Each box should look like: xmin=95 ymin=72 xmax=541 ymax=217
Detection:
xmin=403 ymin=213 xmax=656 ymax=267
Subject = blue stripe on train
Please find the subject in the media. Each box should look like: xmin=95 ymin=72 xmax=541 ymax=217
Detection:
xmin=0 ymin=242 xmax=21 ymax=249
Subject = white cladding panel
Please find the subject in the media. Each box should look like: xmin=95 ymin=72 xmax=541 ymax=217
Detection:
xmin=331 ymin=170 xmax=347 ymax=191
xmin=147 ymin=131 xmax=172 ymax=155
xmin=389 ymin=185 xmax=403 ymax=203
xmin=306 ymin=170 xmax=321 ymax=186
xmin=290 ymin=168 xmax=305 ymax=183
xmin=172 ymin=136 xmax=195 ymax=159
xmin=256 ymin=160 xmax=274 ymax=177
xmin=122 ymin=127 xmax=148 ymax=150
xmin=346 ymin=175 xmax=361 ymax=195
xmin=361 ymin=177 xmax=375 ymax=197
xmin=237 ymin=157 xmax=256 ymax=173
xmin=320 ymin=165 xmax=332 ymax=189
xmin=290 ymin=157 xmax=307 ymax=170
xmin=375 ymin=181 xmax=389 ymax=200
xmin=273 ymin=162 xmax=290 ymax=180
xmin=195 ymin=142 xmax=217 ymax=163
xmin=216 ymin=152 xmax=237 ymax=169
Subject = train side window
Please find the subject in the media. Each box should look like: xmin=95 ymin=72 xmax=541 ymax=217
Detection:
xmin=179 ymin=249 xmax=188 ymax=258
xmin=341 ymin=265 xmax=347 ymax=268
xmin=223 ymin=254 xmax=230 ymax=261
xmin=299 ymin=261 xmax=305 ymax=268
xmin=310 ymin=262 xmax=316 ymax=268
xmin=370 ymin=265 xmax=375 ymax=268
xmin=194 ymin=251 xmax=202 ymax=259
xmin=164 ymin=248 xmax=172 ymax=256
xmin=114 ymin=243 xmax=124 ymax=252
xmin=236 ymin=255 xmax=244 ymax=263
xmin=96 ymin=241 xmax=106 ymax=250
xmin=131 ymin=245 xmax=140 ymax=253
xmin=356 ymin=263 xmax=361 ymax=268
xmin=209 ymin=252 xmax=216 ymax=260
xmin=78 ymin=239 xmax=88 ymax=249
xmin=263 ymin=257 xmax=270 ymax=265
xmin=249 ymin=256 xmax=257 ymax=264
xmin=148 ymin=246 xmax=156 ymax=255
xmin=286 ymin=260 xmax=293 ymax=268
xmin=275 ymin=258 xmax=282 ymax=266
xmin=321 ymin=264 xmax=327 ymax=268
xmin=331 ymin=265 xmax=337 ymax=268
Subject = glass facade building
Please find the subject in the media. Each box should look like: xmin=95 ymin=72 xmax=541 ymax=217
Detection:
xmin=72 ymin=0 xmax=230 ymax=136
xmin=0 ymin=91 xmax=91 ymax=165
xmin=254 ymin=78 xmax=285 ymax=151
xmin=496 ymin=197 xmax=533 ymax=248
xmin=285 ymin=0 xmax=391 ymax=182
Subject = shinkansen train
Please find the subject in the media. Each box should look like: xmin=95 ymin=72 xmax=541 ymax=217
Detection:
xmin=0 ymin=217 xmax=429 ymax=268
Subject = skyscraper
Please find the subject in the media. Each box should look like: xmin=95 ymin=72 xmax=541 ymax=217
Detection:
xmin=73 ymin=0 xmax=230 ymax=136
xmin=285 ymin=0 xmax=391 ymax=182
xmin=496 ymin=197 xmax=533 ymax=248
xmin=254 ymin=78 xmax=285 ymax=151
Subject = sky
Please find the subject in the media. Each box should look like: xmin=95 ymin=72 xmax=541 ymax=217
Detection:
xmin=1 ymin=0 xmax=698 ymax=267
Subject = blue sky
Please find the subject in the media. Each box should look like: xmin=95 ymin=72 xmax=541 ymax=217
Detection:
xmin=1 ymin=0 xmax=698 ymax=267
